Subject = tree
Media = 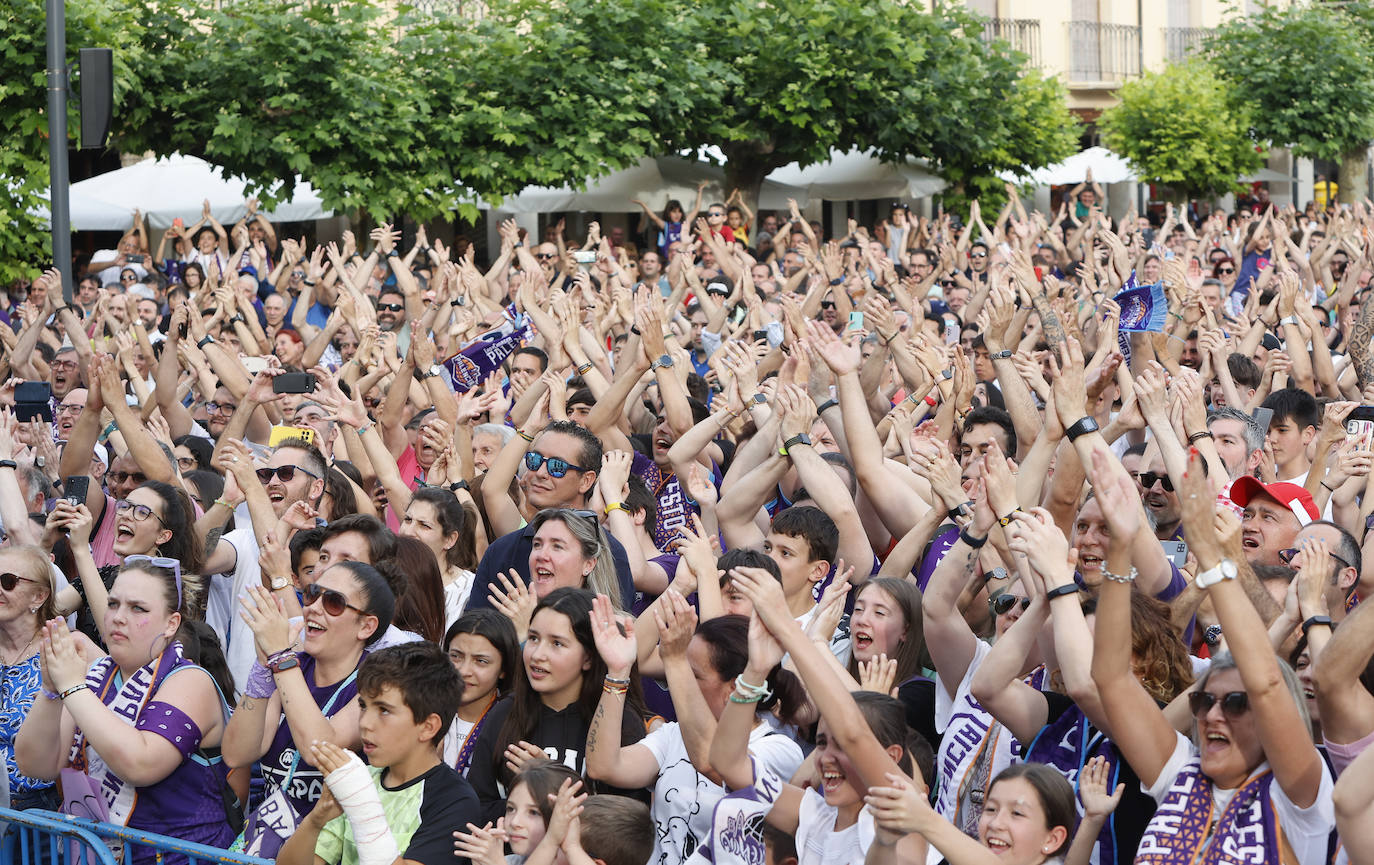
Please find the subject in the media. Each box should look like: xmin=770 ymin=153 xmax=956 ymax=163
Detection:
xmin=1206 ymin=3 xmax=1374 ymax=203
xmin=0 ymin=0 xmax=143 ymax=283
xmin=1099 ymin=60 xmax=1261 ymax=202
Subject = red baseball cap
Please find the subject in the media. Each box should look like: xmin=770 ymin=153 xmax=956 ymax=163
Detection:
xmin=1228 ymin=477 xmax=1318 ymax=526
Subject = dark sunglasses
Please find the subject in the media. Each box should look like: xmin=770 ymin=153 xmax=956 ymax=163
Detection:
xmin=108 ymin=472 xmax=147 ymax=486
xmin=0 ymin=572 xmax=39 ymax=592
xmin=115 ymin=499 xmax=164 ymax=526
xmin=989 ymin=594 xmax=1030 ymax=616
xmin=535 ymin=252 xmax=557 ymax=260
xmin=303 ymin=582 xmax=368 ymax=617
xmin=1189 ymin=690 xmax=1250 ymax=718
xmin=1218 ymin=267 xmax=1235 ymax=274
xmin=708 ymin=211 xmax=725 ymax=217
xmin=820 ymin=300 xmax=837 ymax=310
xmin=1278 ymin=547 xmax=1353 ymax=570
xmin=376 ymin=303 xmax=404 ymax=312
xmin=969 ymin=251 xmax=988 ymax=259
xmin=257 ymin=465 xmax=320 ymax=484
xmin=524 ymin=451 xmax=590 ymax=479
xmin=1136 ymin=472 xmax=1174 ymax=492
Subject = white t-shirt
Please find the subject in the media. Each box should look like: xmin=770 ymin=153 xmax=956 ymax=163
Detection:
xmin=209 ymin=526 xmax=262 ymax=696
xmin=795 ymin=786 xmax=874 ymax=865
xmin=441 ymin=715 xmax=478 ymax=769
xmin=640 ymin=721 xmax=803 ymax=865
xmin=933 ymin=639 xmax=1019 ymax=828
xmin=91 ymin=250 xmax=147 ymax=287
xmin=1142 ymin=731 xmax=1334 ymax=865
xmin=443 ymin=570 xmax=476 ymax=632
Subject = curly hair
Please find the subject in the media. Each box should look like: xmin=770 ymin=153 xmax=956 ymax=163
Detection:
xmin=1130 ymin=591 xmax=1194 ymax=704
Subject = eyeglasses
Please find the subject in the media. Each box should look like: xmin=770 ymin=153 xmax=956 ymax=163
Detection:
xmin=0 ymin=572 xmax=38 ymax=592
xmin=256 ymin=465 xmax=320 ymax=484
xmin=205 ymin=402 xmax=237 ymax=415
xmin=969 ymin=251 xmax=988 ymax=259
xmin=123 ymin=555 xmax=183 ymax=608
xmin=376 ymin=303 xmax=403 ymax=313
xmin=52 ymin=360 xmax=79 ymax=372
xmin=291 ymin=270 xmax=305 ymax=278
xmin=55 ymin=403 xmax=83 ymax=416
xmin=120 ymin=274 xmax=138 ymax=282
xmin=820 ymin=300 xmax=836 ymax=310
xmin=1136 ymin=472 xmax=1175 ymax=492
xmin=989 ymin=594 xmax=1030 ymax=616
xmin=1278 ymin=547 xmax=1353 ymax=570
xmin=524 ymin=451 xmax=591 ymax=479
xmin=108 ymin=471 xmax=147 ymax=486
xmin=303 ymin=582 xmax=368 ymax=617
xmin=1188 ymin=690 xmax=1250 ymax=719
xmin=116 ymin=499 xmax=164 ymax=526
xmin=176 ymin=456 xmax=197 ymax=470
xmin=708 ymin=211 xmax=725 ymax=218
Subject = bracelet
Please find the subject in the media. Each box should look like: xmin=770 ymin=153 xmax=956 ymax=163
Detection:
xmin=213 ymin=497 xmax=235 ymax=510
xmin=1301 ymin=615 xmax=1333 ymax=638
xmin=602 ymin=682 xmax=629 ymax=696
xmin=604 ymin=674 xmax=631 ymax=686
xmin=996 ymin=508 xmax=1021 ymax=528
xmin=959 ymin=527 xmax=987 ymax=549
xmin=303 ymin=278 xmax=317 ymax=286
xmin=576 ymin=362 xmax=593 ymax=375
xmin=59 ymin=683 xmax=89 ymax=700
xmin=1187 ymin=430 xmax=1214 ymax=444
xmin=733 ymin=674 xmax=771 ymax=701
xmin=1320 ymin=480 xmax=1335 ymax=492
xmin=729 ymin=692 xmax=765 ymax=704
xmin=518 ymin=430 xmax=535 ymax=443
xmin=42 ymin=689 xmax=60 ymax=701
xmin=817 ymin=399 xmax=839 ymax=414
xmin=1045 ymin=583 xmax=1081 ymax=601
xmin=630 ymin=325 xmax=642 ymax=336
xmin=1101 ymin=565 xmax=1138 ymax=584
xmin=356 ymin=420 xmax=374 ymax=436
xmin=879 ymin=331 xmax=897 ymax=345
xmin=923 ymin=395 xmax=938 ymax=407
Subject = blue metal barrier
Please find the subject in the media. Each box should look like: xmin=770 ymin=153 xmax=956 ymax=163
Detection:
xmin=0 ymin=809 xmax=272 ymax=865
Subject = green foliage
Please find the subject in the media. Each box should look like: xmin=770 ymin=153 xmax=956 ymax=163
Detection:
xmin=1206 ymin=3 xmax=1374 ymax=162
xmin=1100 ymin=60 xmax=1261 ymax=200
xmin=0 ymin=0 xmax=143 ymax=283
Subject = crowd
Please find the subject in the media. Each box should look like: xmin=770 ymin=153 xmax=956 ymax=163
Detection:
xmin=0 ymin=176 xmax=1371 ymax=865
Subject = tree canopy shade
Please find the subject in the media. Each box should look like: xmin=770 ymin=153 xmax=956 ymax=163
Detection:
xmin=1205 ymin=2 xmax=1374 ymax=203
xmin=1099 ymin=60 xmax=1262 ymax=201
xmin=0 ymin=0 xmax=143 ymax=284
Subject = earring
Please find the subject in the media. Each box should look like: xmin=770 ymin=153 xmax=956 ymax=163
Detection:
xmin=28 ymin=606 xmax=37 ymax=614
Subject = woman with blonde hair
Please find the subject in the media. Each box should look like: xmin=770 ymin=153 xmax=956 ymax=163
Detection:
xmin=0 ymin=545 xmax=58 ymax=810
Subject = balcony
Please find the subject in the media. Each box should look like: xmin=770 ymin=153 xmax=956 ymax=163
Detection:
xmin=1068 ymin=21 xmax=1141 ymax=85
xmin=1164 ymin=27 xmax=1212 ymax=63
xmin=983 ymin=18 xmax=1042 ymax=68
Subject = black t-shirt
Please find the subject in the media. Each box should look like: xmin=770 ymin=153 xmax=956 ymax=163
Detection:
xmin=897 ymin=676 xmax=942 ymax=757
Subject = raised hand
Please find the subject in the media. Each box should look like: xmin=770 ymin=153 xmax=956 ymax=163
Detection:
xmin=655 ymin=590 xmax=698 ymax=660
xmin=858 ymin=654 xmax=898 ymax=696
xmin=1078 ymin=755 xmax=1125 ymax=820
xmin=590 ymin=593 xmax=636 ymax=678
xmin=489 ymin=570 xmax=536 ymax=638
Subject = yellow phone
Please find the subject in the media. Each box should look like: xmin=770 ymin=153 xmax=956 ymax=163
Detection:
xmin=268 ymin=425 xmax=316 ymax=448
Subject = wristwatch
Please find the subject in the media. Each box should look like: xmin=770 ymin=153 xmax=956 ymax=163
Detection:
xmin=268 ymin=574 xmax=291 ymax=592
xmin=422 ymin=364 xmax=444 ymax=379
xmin=650 ymin=354 xmax=675 ymax=371
xmin=780 ymin=433 xmax=812 ymax=456
xmin=751 ymin=393 xmax=768 ymax=406
xmin=990 ymin=350 xmax=1013 ymax=360
xmin=267 ymin=653 xmax=300 ymax=675
xmin=1065 ymin=416 xmax=1100 ymax=442
xmin=0 ymin=460 xmax=16 ymax=471
xmin=1195 ymin=558 xmax=1238 ymax=588
xmin=947 ymin=501 xmax=974 ymax=519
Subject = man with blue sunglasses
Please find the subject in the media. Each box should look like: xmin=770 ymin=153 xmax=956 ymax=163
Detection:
xmin=466 ymin=420 xmax=635 ymax=612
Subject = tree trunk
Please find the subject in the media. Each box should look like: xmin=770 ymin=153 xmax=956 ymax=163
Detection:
xmin=1338 ymin=145 xmax=1370 ymax=204
xmin=721 ymin=144 xmax=783 ymax=221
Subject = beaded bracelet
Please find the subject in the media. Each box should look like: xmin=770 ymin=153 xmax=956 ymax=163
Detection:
xmin=1102 ymin=565 xmax=1138 ymax=584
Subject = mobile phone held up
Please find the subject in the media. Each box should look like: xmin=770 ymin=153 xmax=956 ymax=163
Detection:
xmin=273 ymin=372 xmax=317 ymax=394
xmin=62 ymin=475 xmax=89 ymax=507
xmin=14 ymin=381 xmax=51 ymax=423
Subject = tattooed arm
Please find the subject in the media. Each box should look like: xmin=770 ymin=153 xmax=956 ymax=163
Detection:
xmin=1350 ymin=285 xmax=1374 ymax=390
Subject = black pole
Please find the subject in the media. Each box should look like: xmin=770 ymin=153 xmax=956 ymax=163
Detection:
xmin=46 ymin=0 xmax=73 ymax=307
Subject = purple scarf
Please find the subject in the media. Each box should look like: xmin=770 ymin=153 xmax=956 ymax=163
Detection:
xmin=1134 ymin=759 xmax=1285 ymax=864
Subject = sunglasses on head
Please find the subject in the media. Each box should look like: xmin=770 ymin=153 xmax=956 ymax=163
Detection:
xmin=376 ymin=303 xmax=404 ymax=313
xmin=1136 ymin=472 xmax=1174 ymax=492
xmin=1278 ymin=547 xmax=1352 ymax=570
xmin=1189 ymin=690 xmax=1250 ymax=718
xmin=989 ymin=594 xmax=1030 ymax=616
xmin=524 ymin=451 xmax=590 ymax=479
xmin=302 ymin=582 xmax=368 ymax=617
xmin=257 ymin=465 xmax=320 ymax=484
xmin=0 ymin=572 xmax=38 ymax=592
xmin=124 ymin=555 xmax=183 ymax=608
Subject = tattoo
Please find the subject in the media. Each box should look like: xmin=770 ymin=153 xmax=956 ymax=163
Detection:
xmin=587 ymin=701 xmax=604 ymax=752
xmin=241 ymin=697 xmax=256 ymax=711
xmin=961 ymin=548 xmax=978 ymax=582
xmin=1032 ymin=294 xmax=1068 ymax=346
xmin=1350 ymin=290 xmax=1374 ymax=390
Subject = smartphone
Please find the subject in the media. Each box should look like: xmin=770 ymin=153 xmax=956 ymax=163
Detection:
xmin=1162 ymin=541 xmax=1189 ymax=569
xmin=62 ymin=475 xmax=89 ymax=507
xmin=272 ymin=372 xmax=317 ymax=394
xmin=944 ymin=320 xmax=961 ymax=346
xmin=126 ymin=254 xmax=145 ymax=264
xmin=752 ymin=330 xmax=769 ymax=342
xmin=268 ymin=424 xmax=316 ymax=447
xmin=14 ymin=381 xmax=52 ymax=423
xmin=1346 ymin=405 xmax=1374 ymax=439
xmin=1251 ymin=406 xmax=1274 ymax=438
xmin=573 ymin=250 xmax=596 ymax=270
xmin=847 ymin=311 xmax=864 ymax=332
xmin=241 ymin=356 xmax=269 ymax=375
xmin=178 ymin=320 xmax=188 ymax=340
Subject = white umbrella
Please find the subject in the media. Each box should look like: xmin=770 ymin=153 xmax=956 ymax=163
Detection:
xmin=768 ymin=149 xmax=946 ymax=201
xmin=1011 ymin=146 xmax=1137 ymax=186
xmin=491 ymin=155 xmax=808 ymax=212
xmin=14 ymin=180 xmax=131 ymax=230
xmin=67 ymin=153 xmax=333 ymax=230
xmin=1239 ymin=167 xmax=1292 ymax=184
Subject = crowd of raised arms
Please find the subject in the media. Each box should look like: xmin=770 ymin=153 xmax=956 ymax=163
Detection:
xmin=3 ymin=174 xmax=1374 ymax=865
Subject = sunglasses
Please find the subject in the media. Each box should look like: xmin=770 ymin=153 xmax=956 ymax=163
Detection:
xmin=524 ymin=451 xmax=591 ymax=479
xmin=124 ymin=555 xmax=183 ymax=608
xmin=116 ymin=499 xmax=164 ymax=526
xmin=205 ymin=402 xmax=238 ymax=415
xmin=376 ymin=303 xmax=404 ymax=313
xmin=256 ymin=465 xmax=321 ymax=484
xmin=1136 ymin=472 xmax=1174 ymax=492
xmin=989 ymin=594 xmax=1030 ymax=616
xmin=969 ymin=252 xmax=988 ymax=259
xmin=108 ymin=471 xmax=147 ymax=486
xmin=0 ymin=572 xmax=38 ymax=592
xmin=303 ymin=582 xmax=368 ymax=617
xmin=1188 ymin=690 xmax=1250 ymax=718
xmin=708 ymin=211 xmax=725 ymax=217
xmin=535 ymin=252 xmax=558 ymax=260
xmin=1218 ymin=267 xmax=1235 ymax=274
xmin=1278 ymin=547 xmax=1353 ymax=570
xmin=820 ymin=300 xmax=837 ymax=310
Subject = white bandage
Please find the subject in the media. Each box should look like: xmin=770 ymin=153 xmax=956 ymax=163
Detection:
xmin=324 ymin=752 xmax=400 ymax=865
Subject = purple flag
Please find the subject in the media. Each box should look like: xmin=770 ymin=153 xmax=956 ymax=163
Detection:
xmin=442 ymin=323 xmax=530 ymax=393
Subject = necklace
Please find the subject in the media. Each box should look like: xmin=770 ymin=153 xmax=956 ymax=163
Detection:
xmin=0 ymin=629 xmax=39 ymax=669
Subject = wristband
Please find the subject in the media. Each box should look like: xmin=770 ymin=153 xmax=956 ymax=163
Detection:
xmin=576 ymin=362 xmax=593 ymax=375
xmin=42 ymin=689 xmax=60 ymax=702
xmin=1301 ymin=615 xmax=1333 ymax=638
xmin=450 ymin=480 xmax=469 ymax=493
xmin=828 ymin=277 xmax=845 ymax=286
xmin=303 ymin=278 xmax=317 ymax=286
xmin=816 ymin=399 xmax=839 ymax=414
xmin=0 ymin=460 xmax=16 ymax=471
xmin=59 ymin=683 xmax=89 ymax=700
xmin=1279 ymin=316 xmax=1299 ymax=327
xmin=518 ymin=430 xmax=535 ymax=443
xmin=948 ymin=501 xmax=974 ymax=520
xmin=959 ymin=527 xmax=987 ymax=549
xmin=244 ymin=661 xmax=277 ymax=700
xmin=604 ymin=501 xmax=629 ymax=516
xmin=923 ymin=395 xmax=938 ymax=407
xmin=997 ymin=508 xmax=1021 ymax=528
xmin=1187 ymin=430 xmax=1214 ymax=443
xmin=1045 ymin=583 xmax=1080 ymax=601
